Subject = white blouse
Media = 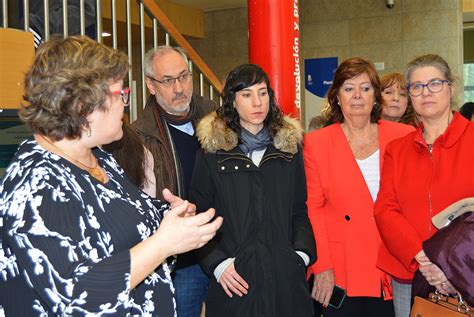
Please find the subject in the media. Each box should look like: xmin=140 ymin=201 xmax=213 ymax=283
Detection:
xmin=356 ymin=150 xmax=380 ymax=202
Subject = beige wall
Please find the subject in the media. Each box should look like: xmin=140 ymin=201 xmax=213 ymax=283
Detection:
xmin=187 ymin=0 xmax=464 ymax=127
xmin=301 ymin=0 xmax=463 ymax=125
xmin=187 ymin=7 xmax=249 ymax=82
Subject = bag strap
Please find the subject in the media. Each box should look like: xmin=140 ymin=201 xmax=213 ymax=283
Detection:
xmin=431 ymin=290 xmax=471 ymax=314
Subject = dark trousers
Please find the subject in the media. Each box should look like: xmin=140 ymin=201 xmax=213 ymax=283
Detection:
xmin=322 ymin=295 xmax=395 ymax=317
xmin=173 ymin=263 xmax=209 ymax=317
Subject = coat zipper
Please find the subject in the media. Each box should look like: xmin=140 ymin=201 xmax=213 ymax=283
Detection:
xmin=428 ymin=144 xmax=433 ymax=235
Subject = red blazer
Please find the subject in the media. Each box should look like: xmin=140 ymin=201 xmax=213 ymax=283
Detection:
xmin=374 ymin=112 xmax=474 ymax=280
xmin=303 ymin=120 xmax=414 ymax=298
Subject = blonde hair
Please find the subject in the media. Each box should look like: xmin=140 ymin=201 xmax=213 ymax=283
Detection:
xmin=405 ymin=54 xmax=456 ymax=109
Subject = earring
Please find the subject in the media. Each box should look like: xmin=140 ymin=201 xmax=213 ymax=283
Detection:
xmin=87 ymin=127 xmax=91 ymax=137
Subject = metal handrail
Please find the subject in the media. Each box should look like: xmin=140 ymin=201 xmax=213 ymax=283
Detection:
xmin=0 ymin=0 xmax=223 ymax=116
xmin=141 ymin=0 xmax=223 ymax=94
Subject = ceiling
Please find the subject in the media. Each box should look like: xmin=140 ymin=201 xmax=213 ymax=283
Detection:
xmin=169 ymin=0 xmax=247 ymax=11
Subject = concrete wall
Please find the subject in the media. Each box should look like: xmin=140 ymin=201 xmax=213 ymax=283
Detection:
xmin=187 ymin=8 xmax=249 ymax=82
xmin=187 ymin=0 xmax=464 ymax=127
xmin=301 ymin=0 xmax=463 ymax=124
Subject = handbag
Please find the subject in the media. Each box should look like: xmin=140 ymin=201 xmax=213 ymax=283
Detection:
xmin=411 ymin=291 xmax=473 ymax=317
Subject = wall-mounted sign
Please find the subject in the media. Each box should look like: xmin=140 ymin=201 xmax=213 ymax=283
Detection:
xmin=304 ymin=57 xmax=338 ymax=129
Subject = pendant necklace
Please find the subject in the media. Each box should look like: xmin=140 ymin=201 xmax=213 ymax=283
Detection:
xmin=39 ymin=135 xmax=105 ymax=183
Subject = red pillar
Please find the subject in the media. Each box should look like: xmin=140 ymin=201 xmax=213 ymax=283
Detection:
xmin=248 ymin=0 xmax=301 ymax=118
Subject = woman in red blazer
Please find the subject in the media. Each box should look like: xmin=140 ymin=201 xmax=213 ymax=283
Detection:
xmin=374 ymin=54 xmax=474 ymax=316
xmin=303 ymin=57 xmax=414 ymax=317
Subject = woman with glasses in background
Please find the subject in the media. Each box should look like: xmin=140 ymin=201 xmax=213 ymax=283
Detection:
xmin=0 ymin=36 xmax=222 ymax=316
xmin=374 ymin=54 xmax=474 ymax=317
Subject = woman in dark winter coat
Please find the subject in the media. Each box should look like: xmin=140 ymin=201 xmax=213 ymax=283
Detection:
xmin=189 ymin=64 xmax=317 ymax=317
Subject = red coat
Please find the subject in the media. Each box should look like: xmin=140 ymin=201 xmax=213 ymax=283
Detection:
xmin=303 ymin=120 xmax=414 ymax=298
xmin=374 ymin=112 xmax=474 ymax=280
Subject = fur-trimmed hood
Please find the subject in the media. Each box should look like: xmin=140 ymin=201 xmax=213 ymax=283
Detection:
xmin=196 ymin=111 xmax=303 ymax=154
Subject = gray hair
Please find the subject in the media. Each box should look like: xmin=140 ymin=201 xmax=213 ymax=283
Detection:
xmin=406 ymin=54 xmax=455 ymax=84
xmin=405 ymin=54 xmax=456 ymax=107
xmin=143 ymin=46 xmax=189 ymax=78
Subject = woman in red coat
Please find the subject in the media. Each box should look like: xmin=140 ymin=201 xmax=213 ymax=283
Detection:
xmin=303 ymin=57 xmax=413 ymax=317
xmin=374 ymin=54 xmax=474 ymax=317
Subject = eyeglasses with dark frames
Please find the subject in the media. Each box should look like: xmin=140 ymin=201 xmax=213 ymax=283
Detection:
xmin=147 ymin=72 xmax=192 ymax=88
xmin=407 ymin=79 xmax=450 ymax=97
xmin=111 ymin=87 xmax=131 ymax=105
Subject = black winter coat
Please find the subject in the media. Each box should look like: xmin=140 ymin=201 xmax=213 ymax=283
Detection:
xmin=189 ymin=112 xmax=316 ymax=317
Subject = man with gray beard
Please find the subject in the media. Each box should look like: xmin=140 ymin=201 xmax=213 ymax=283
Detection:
xmin=133 ymin=46 xmax=216 ymax=317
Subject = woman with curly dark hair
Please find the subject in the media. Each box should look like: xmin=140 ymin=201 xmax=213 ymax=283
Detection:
xmin=189 ymin=64 xmax=316 ymax=316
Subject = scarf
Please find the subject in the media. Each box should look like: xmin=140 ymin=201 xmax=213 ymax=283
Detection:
xmin=238 ymin=126 xmax=272 ymax=154
xmin=148 ymin=95 xmax=196 ymax=197
xmin=154 ymin=96 xmax=197 ymax=126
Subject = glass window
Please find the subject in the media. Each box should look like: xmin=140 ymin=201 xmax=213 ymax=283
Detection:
xmin=464 ymin=63 xmax=474 ymax=103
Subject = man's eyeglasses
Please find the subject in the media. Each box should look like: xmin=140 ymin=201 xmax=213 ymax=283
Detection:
xmin=148 ymin=72 xmax=192 ymax=88
xmin=407 ymin=79 xmax=450 ymax=97
xmin=111 ymin=87 xmax=131 ymax=105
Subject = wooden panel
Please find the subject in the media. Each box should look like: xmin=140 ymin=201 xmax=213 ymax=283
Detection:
xmin=0 ymin=29 xmax=35 ymax=109
xmin=464 ymin=0 xmax=474 ymax=12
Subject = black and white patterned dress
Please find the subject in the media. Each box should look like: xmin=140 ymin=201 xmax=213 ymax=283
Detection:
xmin=0 ymin=138 xmax=176 ymax=316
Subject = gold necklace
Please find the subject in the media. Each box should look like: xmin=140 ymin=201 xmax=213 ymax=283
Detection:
xmin=39 ymin=135 xmax=106 ymax=183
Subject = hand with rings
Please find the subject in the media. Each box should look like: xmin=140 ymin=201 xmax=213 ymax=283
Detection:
xmin=420 ymin=263 xmax=445 ymax=286
xmin=419 ymin=262 xmax=456 ymax=294
xmin=437 ymin=280 xmax=457 ymax=295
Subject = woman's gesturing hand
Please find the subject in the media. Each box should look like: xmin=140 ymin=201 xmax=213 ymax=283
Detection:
xmin=311 ymin=269 xmax=335 ymax=308
xmin=219 ymin=263 xmax=249 ymax=298
xmin=130 ymin=191 xmax=222 ymax=289
xmin=157 ymin=192 xmax=223 ymax=256
xmin=163 ymin=188 xmax=196 ymax=217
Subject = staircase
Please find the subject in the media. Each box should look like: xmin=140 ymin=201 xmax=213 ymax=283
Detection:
xmin=0 ymin=0 xmax=223 ymax=122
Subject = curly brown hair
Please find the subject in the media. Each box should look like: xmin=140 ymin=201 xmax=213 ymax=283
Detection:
xmin=20 ymin=36 xmax=129 ymax=141
xmin=326 ymin=57 xmax=382 ymax=124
